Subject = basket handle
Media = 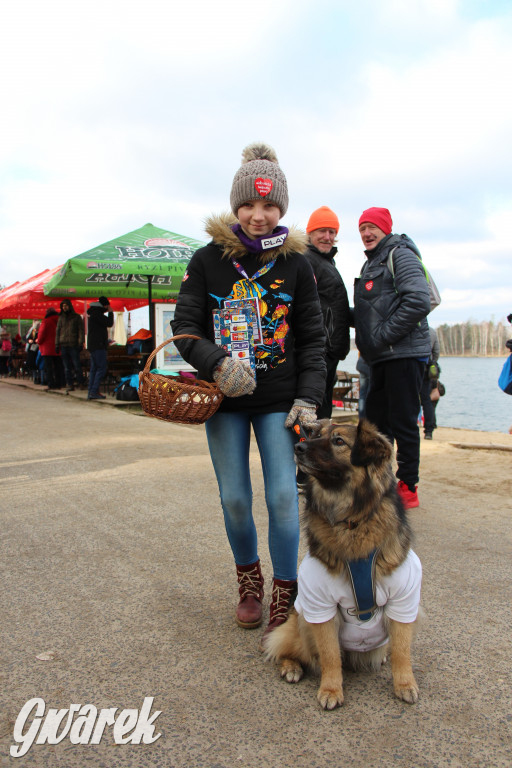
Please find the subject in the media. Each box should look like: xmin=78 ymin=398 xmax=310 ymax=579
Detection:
xmin=141 ymin=334 xmax=201 ymax=375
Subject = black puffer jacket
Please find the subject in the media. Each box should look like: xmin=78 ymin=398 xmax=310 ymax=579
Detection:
xmin=353 ymin=233 xmax=431 ymax=365
xmin=304 ymin=244 xmax=350 ymax=362
xmin=171 ymin=214 xmax=326 ymax=414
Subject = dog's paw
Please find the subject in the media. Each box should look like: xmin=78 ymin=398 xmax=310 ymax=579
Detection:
xmin=317 ymin=686 xmax=344 ymax=710
xmin=394 ymin=678 xmax=419 ymax=704
xmin=280 ymin=659 xmax=304 ymax=683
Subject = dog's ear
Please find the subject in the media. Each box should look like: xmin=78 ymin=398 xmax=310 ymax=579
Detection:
xmin=351 ymin=419 xmax=392 ymax=467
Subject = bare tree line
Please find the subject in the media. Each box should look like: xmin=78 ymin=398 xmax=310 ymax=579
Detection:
xmin=436 ymin=320 xmax=511 ymax=356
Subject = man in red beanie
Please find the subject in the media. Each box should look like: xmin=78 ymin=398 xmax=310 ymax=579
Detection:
xmin=353 ymin=207 xmax=431 ymax=509
xmin=305 ymin=206 xmax=350 ymax=416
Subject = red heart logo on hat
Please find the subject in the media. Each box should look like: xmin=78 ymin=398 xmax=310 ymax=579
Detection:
xmin=254 ymin=178 xmax=273 ymax=197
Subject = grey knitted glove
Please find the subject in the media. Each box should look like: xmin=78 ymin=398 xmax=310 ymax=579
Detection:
xmin=213 ymin=357 xmax=256 ymax=397
xmin=284 ymin=399 xmax=317 ymax=429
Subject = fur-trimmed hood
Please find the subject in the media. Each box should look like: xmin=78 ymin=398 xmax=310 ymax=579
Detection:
xmin=204 ymin=213 xmax=308 ymax=264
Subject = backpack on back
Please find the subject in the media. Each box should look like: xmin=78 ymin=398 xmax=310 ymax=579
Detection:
xmin=386 ymin=243 xmax=441 ymax=311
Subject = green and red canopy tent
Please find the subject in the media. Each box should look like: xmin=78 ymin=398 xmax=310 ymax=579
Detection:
xmin=0 ymin=266 xmax=145 ymax=326
xmin=43 ymin=223 xmax=205 ymax=344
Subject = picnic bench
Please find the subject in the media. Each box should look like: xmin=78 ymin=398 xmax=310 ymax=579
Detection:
xmin=333 ymin=370 xmax=360 ymax=412
xmin=102 ymin=346 xmax=149 ymax=393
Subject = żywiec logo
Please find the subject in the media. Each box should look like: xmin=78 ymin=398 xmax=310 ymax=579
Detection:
xmin=10 ymin=697 xmax=162 ymax=758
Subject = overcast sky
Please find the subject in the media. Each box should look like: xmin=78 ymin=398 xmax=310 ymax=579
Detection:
xmin=1 ymin=0 xmax=511 ymax=328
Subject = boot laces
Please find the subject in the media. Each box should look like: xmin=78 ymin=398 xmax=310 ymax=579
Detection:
xmin=237 ymin=565 xmax=263 ymax=600
xmin=270 ymin=582 xmax=296 ymax=622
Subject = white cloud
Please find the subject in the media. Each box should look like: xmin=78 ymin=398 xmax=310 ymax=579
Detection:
xmin=0 ymin=0 xmax=511 ymax=330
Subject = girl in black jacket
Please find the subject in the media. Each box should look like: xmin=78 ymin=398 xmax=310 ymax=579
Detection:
xmin=172 ymin=143 xmax=325 ymax=643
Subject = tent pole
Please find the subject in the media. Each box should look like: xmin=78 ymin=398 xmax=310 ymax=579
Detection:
xmin=148 ymin=276 xmax=155 ymax=351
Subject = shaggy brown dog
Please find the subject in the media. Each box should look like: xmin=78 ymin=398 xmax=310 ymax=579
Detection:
xmin=264 ymin=419 xmax=422 ymax=710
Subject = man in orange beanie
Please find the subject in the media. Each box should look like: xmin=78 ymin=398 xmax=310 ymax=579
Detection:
xmin=296 ymin=205 xmax=350 ymax=489
xmin=353 ymin=207 xmax=431 ymax=509
xmin=305 ymin=206 xmax=350 ymax=419
xmin=292 ymin=205 xmax=350 ymax=486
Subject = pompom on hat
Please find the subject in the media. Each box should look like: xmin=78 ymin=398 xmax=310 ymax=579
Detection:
xmin=230 ymin=142 xmax=289 ymax=217
xmin=358 ymin=207 xmax=393 ymax=235
xmin=306 ymin=206 xmax=339 ymax=234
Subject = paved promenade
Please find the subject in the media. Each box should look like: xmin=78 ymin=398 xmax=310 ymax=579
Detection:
xmin=0 ymin=381 xmax=510 ymax=767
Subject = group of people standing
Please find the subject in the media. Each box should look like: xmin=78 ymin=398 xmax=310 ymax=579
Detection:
xmin=18 ymin=297 xmax=113 ymax=399
xmin=172 ymin=142 xmax=434 ymax=645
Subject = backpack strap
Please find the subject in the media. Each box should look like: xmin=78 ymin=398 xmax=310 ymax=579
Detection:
xmin=387 ymin=245 xmax=431 ymax=286
xmin=387 ymin=245 xmax=441 ymax=310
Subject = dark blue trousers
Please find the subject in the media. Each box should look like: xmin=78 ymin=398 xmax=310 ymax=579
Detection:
xmin=88 ymin=349 xmax=107 ymax=397
xmin=60 ymin=346 xmax=84 ymax=386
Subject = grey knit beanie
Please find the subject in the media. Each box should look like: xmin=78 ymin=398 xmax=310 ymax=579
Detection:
xmin=230 ymin=142 xmax=289 ymax=218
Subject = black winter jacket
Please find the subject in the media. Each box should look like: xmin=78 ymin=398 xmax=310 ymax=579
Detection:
xmin=171 ymin=214 xmax=326 ymax=414
xmin=304 ymin=244 xmax=350 ymax=362
xmin=87 ymin=305 xmax=114 ymax=352
xmin=353 ymin=233 xmax=431 ymax=365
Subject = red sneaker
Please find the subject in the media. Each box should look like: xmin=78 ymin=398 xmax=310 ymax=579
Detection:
xmin=397 ymin=480 xmax=420 ymax=509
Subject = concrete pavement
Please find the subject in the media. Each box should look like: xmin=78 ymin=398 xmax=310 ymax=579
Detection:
xmin=0 ymin=381 xmax=510 ymax=767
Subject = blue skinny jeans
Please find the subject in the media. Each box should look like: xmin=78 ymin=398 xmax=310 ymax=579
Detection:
xmin=205 ymin=410 xmax=299 ymax=581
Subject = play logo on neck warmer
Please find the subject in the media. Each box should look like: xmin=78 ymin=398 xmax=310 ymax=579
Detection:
xmin=254 ymin=178 xmax=273 ymax=196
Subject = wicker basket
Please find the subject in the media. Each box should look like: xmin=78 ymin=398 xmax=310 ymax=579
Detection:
xmin=138 ymin=334 xmax=224 ymax=425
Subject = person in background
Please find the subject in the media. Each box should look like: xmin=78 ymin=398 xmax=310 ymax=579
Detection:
xmin=304 ymin=206 xmax=350 ymax=417
xmin=356 ymin=353 xmax=371 ymax=418
xmin=87 ymin=297 xmax=114 ymax=400
xmin=295 ymin=206 xmax=350 ymax=490
xmin=171 ymin=142 xmax=326 ymax=644
xmin=506 ymin=312 xmax=512 ymax=434
xmin=24 ymin=321 xmax=41 ymax=379
xmin=419 ymin=325 xmax=440 ymax=439
xmin=8 ymin=334 xmax=24 ymax=377
xmin=353 ymin=207 xmax=431 ymax=509
xmin=12 ymin=333 xmax=23 ymax=352
xmin=37 ymin=308 xmax=62 ymax=390
xmin=0 ymin=327 xmax=12 ymax=377
xmin=55 ymin=299 xmax=86 ymax=393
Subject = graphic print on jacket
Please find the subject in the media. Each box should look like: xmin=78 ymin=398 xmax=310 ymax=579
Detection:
xmin=209 ymin=260 xmax=293 ymax=372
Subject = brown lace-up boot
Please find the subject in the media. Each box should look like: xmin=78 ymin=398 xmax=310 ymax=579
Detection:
xmin=259 ymin=577 xmax=297 ymax=649
xmin=235 ymin=560 xmax=264 ymax=629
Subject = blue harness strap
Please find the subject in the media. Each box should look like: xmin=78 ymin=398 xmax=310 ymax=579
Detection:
xmin=344 ymin=549 xmax=378 ymax=622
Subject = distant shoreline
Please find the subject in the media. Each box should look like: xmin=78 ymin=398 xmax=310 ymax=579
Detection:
xmin=347 ymin=344 xmax=508 ymax=359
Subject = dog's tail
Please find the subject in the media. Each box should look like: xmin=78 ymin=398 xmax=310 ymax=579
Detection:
xmin=262 ymin=609 xmax=302 ymax=662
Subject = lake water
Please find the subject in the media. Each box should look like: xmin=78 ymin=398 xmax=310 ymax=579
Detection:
xmin=342 ymin=350 xmax=511 ymax=434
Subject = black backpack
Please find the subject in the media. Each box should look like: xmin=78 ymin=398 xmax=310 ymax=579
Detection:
xmin=114 ymin=377 xmax=140 ymax=401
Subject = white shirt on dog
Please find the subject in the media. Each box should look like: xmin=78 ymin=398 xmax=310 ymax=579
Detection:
xmin=294 ymin=549 xmax=422 ymax=652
